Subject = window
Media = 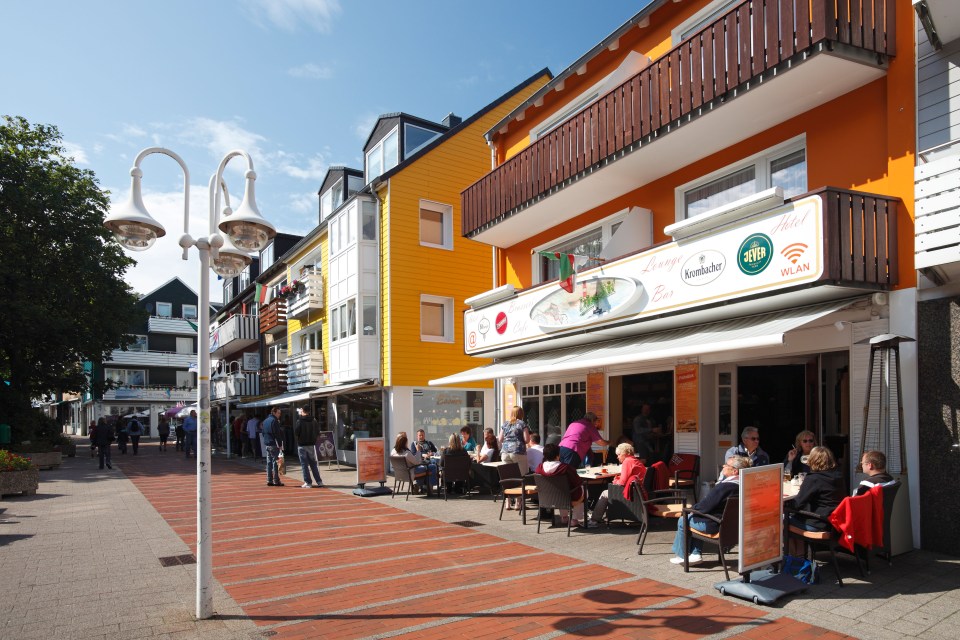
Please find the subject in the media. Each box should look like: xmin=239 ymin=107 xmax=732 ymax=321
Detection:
xmin=521 ymin=380 xmax=586 ymax=440
xmin=362 ymin=296 xmax=377 ymax=335
xmin=176 ymin=337 xmax=193 ymax=354
xmin=106 ymin=369 xmax=146 ymax=386
xmin=156 ymin=302 xmax=172 ymax=318
xmin=299 ymin=327 xmax=322 ymax=352
xmin=413 ymin=389 xmax=484 ymax=445
xmin=538 ymin=228 xmax=602 ymax=283
xmin=320 ymin=179 xmax=345 ymax=220
xmin=365 ymin=126 xmax=399 ymax=182
xmin=419 ymin=200 xmax=453 ymax=249
xmin=238 ymin=266 xmax=251 ymax=291
xmin=268 ymin=342 xmax=287 ymax=365
xmin=223 ymin=280 xmax=234 ymax=301
xmin=533 ymin=208 xmax=640 ymax=284
xmin=182 ymin=304 xmax=197 ymax=320
xmin=339 ymin=304 xmax=348 ymax=339
xmin=128 ymin=335 xmax=148 ymax=352
xmin=420 ymin=295 xmax=453 ymax=343
xmin=260 ymin=242 xmax=275 ymax=268
xmin=404 ymin=123 xmax=441 ymax=156
xmin=331 ymin=306 xmax=340 ymax=342
xmin=361 ymin=200 xmax=377 ymax=240
xmin=677 ymin=138 xmax=807 ymax=220
xmin=346 ymin=299 xmax=357 ymax=337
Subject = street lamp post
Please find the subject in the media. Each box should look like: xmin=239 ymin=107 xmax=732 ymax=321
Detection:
xmin=213 ymin=360 xmax=245 ymax=459
xmin=104 ymin=147 xmax=275 ymax=619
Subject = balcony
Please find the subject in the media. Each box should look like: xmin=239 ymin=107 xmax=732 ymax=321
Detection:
xmin=287 ymin=272 xmax=324 ymax=319
xmin=259 ymin=363 xmax=288 ymax=396
xmin=147 ymin=316 xmax=198 ymax=335
xmin=259 ymin=298 xmax=287 ymax=335
xmin=210 ymin=371 xmax=260 ymax=401
xmin=107 ymin=349 xmax=196 ymax=369
xmin=915 ymin=153 xmax=960 ymax=282
xmin=462 ymin=0 xmax=896 ymax=246
xmin=102 ymin=386 xmax=196 ymax=402
xmin=209 ymin=314 xmax=258 ymax=354
xmin=285 ymin=349 xmax=324 ymax=391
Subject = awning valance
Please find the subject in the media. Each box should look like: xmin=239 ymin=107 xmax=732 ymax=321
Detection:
xmin=429 ymin=299 xmax=853 ymax=386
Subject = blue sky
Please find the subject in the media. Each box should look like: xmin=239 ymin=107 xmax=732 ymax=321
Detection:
xmin=2 ymin=0 xmax=644 ymax=301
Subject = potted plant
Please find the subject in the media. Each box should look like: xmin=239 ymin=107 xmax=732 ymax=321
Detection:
xmin=280 ymin=279 xmax=306 ymax=299
xmin=0 ymin=450 xmax=40 ymax=499
xmin=13 ymin=441 xmax=62 ymax=470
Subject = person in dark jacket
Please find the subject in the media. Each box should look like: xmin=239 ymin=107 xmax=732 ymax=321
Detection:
xmin=92 ymin=417 xmax=114 ymax=470
xmin=853 ymin=450 xmax=894 ymax=496
xmin=671 ymin=455 xmax=752 ymax=565
xmin=261 ymin=407 xmax=284 ymax=486
xmin=115 ymin=418 xmax=129 ymax=454
xmin=293 ymin=406 xmax=323 ymax=488
xmin=786 ymin=446 xmax=845 ymax=531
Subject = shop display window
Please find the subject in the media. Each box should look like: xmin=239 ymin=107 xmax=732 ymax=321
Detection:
xmin=333 ymin=391 xmax=383 ymax=452
xmin=414 ymin=389 xmax=484 ymax=446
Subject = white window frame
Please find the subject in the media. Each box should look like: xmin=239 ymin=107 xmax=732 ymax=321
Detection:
xmin=321 ymin=178 xmax=344 ymax=220
xmin=268 ymin=342 xmax=287 ymax=365
xmin=365 ymin=125 xmax=399 ymax=183
xmin=674 ymin=135 xmax=807 ymax=222
xmin=259 ymin=242 xmax=275 ymax=268
xmin=404 ymin=123 xmax=442 ymax=156
xmin=156 ymin=302 xmax=172 ymax=318
xmin=106 ymin=368 xmax=146 ymax=386
xmin=672 ymin=0 xmax=743 ymax=44
xmin=182 ymin=304 xmax=197 ymax=320
xmin=296 ymin=326 xmax=322 ymax=353
xmin=420 ymin=295 xmax=454 ymax=343
xmin=128 ymin=335 xmax=148 ymax=352
xmin=531 ymin=208 xmax=632 ymax=284
xmin=175 ymin=337 xmax=194 ymax=354
xmin=419 ymin=199 xmax=454 ymax=250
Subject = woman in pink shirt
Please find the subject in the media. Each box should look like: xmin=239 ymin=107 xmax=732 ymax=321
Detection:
xmin=558 ymin=412 xmax=608 ymax=468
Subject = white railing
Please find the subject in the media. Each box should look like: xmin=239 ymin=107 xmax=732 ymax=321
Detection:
xmin=285 ymin=349 xmax=324 ymax=390
xmin=210 ymin=371 xmax=260 ymax=400
xmin=209 ymin=314 xmax=258 ymax=352
xmin=147 ymin=316 xmax=198 ymax=334
xmin=287 ymin=272 xmax=324 ymax=319
xmin=103 ymin=386 xmax=197 ymax=401
xmin=108 ymin=350 xmax=196 ymax=368
xmin=916 ymin=152 xmax=960 ymax=271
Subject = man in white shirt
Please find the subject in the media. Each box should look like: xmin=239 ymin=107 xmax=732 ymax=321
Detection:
xmin=526 ymin=432 xmax=544 ymax=471
xmin=246 ymin=414 xmax=261 ymax=460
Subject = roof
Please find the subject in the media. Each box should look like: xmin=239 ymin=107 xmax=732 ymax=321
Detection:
xmin=485 ymin=0 xmax=663 ymax=141
xmin=361 ymin=112 xmax=447 ymax=152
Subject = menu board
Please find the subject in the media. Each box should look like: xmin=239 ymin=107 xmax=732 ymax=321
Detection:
xmin=738 ymin=464 xmax=784 ymax=573
xmin=315 ymin=431 xmax=337 ymax=462
xmin=356 ymin=438 xmax=386 ymax=484
xmin=675 ymin=363 xmax=699 ymax=433
xmin=587 ymin=372 xmax=605 ymax=430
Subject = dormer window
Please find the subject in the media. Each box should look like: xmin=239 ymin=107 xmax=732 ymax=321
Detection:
xmin=365 ymin=126 xmax=399 ymax=182
xmin=404 ymin=123 xmax=442 ymax=156
xmin=321 ymin=179 xmax=345 ymax=220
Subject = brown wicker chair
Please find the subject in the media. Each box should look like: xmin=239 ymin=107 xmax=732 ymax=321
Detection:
xmin=533 ymin=473 xmax=584 ymax=537
xmin=390 ymin=455 xmax=428 ymax=500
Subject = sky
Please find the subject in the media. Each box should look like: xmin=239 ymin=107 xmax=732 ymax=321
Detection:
xmin=2 ymin=0 xmax=646 ymax=302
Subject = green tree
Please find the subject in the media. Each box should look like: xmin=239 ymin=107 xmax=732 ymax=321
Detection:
xmin=0 ymin=115 xmax=143 ymax=439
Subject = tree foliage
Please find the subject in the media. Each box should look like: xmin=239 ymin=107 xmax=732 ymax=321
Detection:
xmin=0 ymin=115 xmax=144 ymax=430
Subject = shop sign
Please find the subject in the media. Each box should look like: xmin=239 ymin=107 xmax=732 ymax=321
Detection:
xmin=356 ymin=438 xmax=385 ymax=484
xmin=463 ymin=195 xmax=824 ymax=355
xmin=242 ymin=352 xmax=260 ymax=372
xmin=738 ymin=464 xmax=785 ymax=572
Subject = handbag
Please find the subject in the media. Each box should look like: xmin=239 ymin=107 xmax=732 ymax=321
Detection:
xmin=782 ymin=554 xmax=819 ymax=584
xmin=277 ymin=450 xmax=286 ymax=475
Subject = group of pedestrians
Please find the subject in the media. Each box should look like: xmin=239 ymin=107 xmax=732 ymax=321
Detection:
xmin=261 ymin=405 xmax=324 ymax=489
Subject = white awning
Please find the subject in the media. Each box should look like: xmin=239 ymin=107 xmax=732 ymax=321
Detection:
xmin=429 ymin=299 xmax=854 ymax=386
xmin=308 ymin=379 xmax=376 ymax=398
xmin=236 ymin=389 xmax=315 ymax=409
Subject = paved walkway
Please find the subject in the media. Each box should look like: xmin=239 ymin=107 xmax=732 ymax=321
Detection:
xmin=2 ymin=438 xmax=959 ymax=639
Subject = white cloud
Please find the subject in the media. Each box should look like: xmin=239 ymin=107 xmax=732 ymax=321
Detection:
xmin=289 ymin=192 xmax=317 ymax=215
xmin=287 ymin=62 xmax=334 ymax=80
xmin=61 ymin=141 xmax=89 ymax=165
xmin=354 ymin=112 xmax=380 ymax=140
xmin=176 ymin=117 xmax=268 ymax=163
xmin=278 ymin=153 xmax=328 ymax=181
xmin=241 ymin=0 xmax=342 ymax=33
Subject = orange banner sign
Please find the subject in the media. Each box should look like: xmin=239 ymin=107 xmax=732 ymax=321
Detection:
xmin=675 ymin=363 xmax=699 ymax=433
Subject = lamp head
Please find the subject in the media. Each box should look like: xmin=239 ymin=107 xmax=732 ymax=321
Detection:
xmin=211 ymin=234 xmax=252 ymax=278
xmin=219 ymin=169 xmax=275 ymax=251
xmin=103 ymin=168 xmax=166 ymax=251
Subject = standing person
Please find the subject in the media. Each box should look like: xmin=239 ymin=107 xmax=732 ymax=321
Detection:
xmin=174 ymin=417 xmax=185 ymax=452
xmin=499 ymin=406 xmax=529 ymax=510
xmin=182 ymin=410 xmax=198 ymax=459
xmin=88 ymin=420 xmax=98 ymax=457
xmin=558 ymin=412 xmax=608 ymax=469
xmin=724 ymin=426 xmax=769 ymax=470
xmin=261 ymin=407 xmax=284 ymax=487
xmin=246 ymin=413 xmax=262 ymax=460
xmin=115 ymin=418 xmax=129 ymax=454
xmin=127 ymin=417 xmax=143 ymax=455
xmin=631 ymin=402 xmax=655 ymax=463
xmin=294 ymin=406 xmax=323 ymax=488
xmin=92 ymin=417 xmax=114 ymax=470
xmin=157 ymin=417 xmax=170 ymax=452
xmin=670 ymin=456 xmax=751 ymax=565
xmin=232 ymin=413 xmax=246 ymax=458
xmin=588 ymin=442 xmax=647 ymax=527
xmin=854 ymin=450 xmax=894 ymax=496
xmin=460 ymin=426 xmax=477 ymax=453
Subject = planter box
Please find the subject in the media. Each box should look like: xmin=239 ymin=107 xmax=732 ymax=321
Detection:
xmin=56 ymin=442 xmax=77 ymax=458
xmin=0 ymin=468 xmax=40 ymax=500
xmin=22 ymin=451 xmax=62 ymax=470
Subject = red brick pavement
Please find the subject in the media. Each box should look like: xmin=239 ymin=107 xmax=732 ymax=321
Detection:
xmin=116 ymin=445 xmax=854 ymax=639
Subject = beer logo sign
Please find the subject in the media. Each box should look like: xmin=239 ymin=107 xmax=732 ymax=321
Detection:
xmin=495 ymin=311 xmax=508 ymax=335
xmin=737 ymin=233 xmax=773 ymax=275
xmin=681 ymin=250 xmax=726 ymax=286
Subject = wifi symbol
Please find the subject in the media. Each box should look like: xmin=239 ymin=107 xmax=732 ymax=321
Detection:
xmin=781 ymin=243 xmax=807 ymax=264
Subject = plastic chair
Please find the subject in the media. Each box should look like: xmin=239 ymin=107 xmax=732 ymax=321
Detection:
xmin=605 ymin=479 xmax=686 ymax=554
xmin=871 ymin=480 xmax=901 ymax=569
xmin=682 ymin=496 xmax=739 ymax=580
xmin=533 ymin=473 xmax=584 ymax=537
xmin=390 ymin=455 xmax=428 ymax=501
xmin=439 ymin=454 xmax=473 ymax=500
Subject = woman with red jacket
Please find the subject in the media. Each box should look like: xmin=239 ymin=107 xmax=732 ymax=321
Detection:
xmin=587 ymin=442 xmax=647 ymax=528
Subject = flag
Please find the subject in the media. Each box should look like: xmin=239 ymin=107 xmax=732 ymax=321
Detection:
xmin=185 ymin=320 xmax=198 ymax=332
xmin=256 ymin=283 xmax=268 ymax=304
xmin=538 ymin=251 xmax=577 ymax=293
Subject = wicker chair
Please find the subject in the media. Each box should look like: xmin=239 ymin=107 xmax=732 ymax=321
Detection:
xmin=390 ymin=455 xmax=428 ymax=501
xmin=682 ymin=496 xmax=739 ymax=580
xmin=439 ymin=454 xmax=473 ymax=500
xmin=533 ymin=473 xmax=584 ymax=537
xmin=605 ymin=479 xmax=687 ymax=554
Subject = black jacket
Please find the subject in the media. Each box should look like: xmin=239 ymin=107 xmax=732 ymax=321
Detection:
xmin=789 ymin=468 xmax=845 ymax=523
xmin=694 ymin=478 xmax=739 ymax=517
xmin=293 ymin=416 xmax=318 ymax=446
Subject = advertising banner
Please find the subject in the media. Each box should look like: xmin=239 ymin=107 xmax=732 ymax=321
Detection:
xmin=587 ymin=371 xmax=605 ymax=431
xmin=675 ymin=364 xmax=699 ymax=433
xmin=738 ymin=464 xmax=785 ymax=573
xmin=356 ymin=437 xmax=386 ymax=484
xmin=315 ymin=431 xmax=337 ymax=462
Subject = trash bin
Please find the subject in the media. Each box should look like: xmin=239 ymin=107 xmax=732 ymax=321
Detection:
xmin=0 ymin=423 xmax=11 ymax=446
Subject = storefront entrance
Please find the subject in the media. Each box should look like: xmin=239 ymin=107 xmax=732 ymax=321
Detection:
xmin=737 ymin=365 xmax=807 ymax=465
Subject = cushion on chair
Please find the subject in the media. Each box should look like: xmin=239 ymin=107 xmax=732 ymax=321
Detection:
xmin=503 ymin=486 xmax=537 ymax=497
xmin=789 ymin=525 xmax=831 ymax=540
xmin=650 ymin=503 xmax=685 ymax=518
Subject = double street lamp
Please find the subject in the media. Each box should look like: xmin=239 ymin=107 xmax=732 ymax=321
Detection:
xmin=104 ymin=147 xmax=276 ymax=619
xmin=212 ymin=359 xmax=246 ymax=459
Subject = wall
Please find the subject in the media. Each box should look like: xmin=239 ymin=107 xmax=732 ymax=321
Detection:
xmin=918 ymin=28 xmax=960 ymax=156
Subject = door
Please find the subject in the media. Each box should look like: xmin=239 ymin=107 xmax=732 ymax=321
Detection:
xmin=176 ymin=337 xmax=193 ymax=354
xmin=738 ymin=365 xmax=806 ymax=466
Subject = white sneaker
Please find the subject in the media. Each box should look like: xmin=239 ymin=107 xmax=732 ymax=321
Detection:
xmin=670 ymin=554 xmax=702 ymax=565
xmin=301 ymin=483 xmax=312 ymax=488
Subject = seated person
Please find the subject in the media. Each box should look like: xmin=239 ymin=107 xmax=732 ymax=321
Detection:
xmin=526 ymin=432 xmax=544 ymax=471
xmin=536 ymin=442 xmax=587 ymax=527
xmin=588 ymin=442 xmax=647 ymax=528
xmin=607 ymin=434 xmax=632 ymax=466
xmin=670 ymin=456 xmax=751 ymax=565
xmin=412 ymin=428 xmax=438 ymax=456
xmin=476 ymin=429 xmax=499 ymax=463
xmin=470 ymin=429 xmax=501 ymax=493
xmin=460 ymin=426 xmax=477 ymax=453
xmin=440 ymin=433 xmax=469 ymax=493
xmin=785 ymin=446 xmax=845 ymax=535
xmin=854 ymin=450 xmax=894 ymax=496
xmin=784 ymin=430 xmax=817 ymax=477
xmin=722 ymin=426 xmax=770 ymax=475
xmin=391 ymin=432 xmax=429 ymax=494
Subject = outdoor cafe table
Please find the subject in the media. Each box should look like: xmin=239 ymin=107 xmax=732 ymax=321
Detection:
xmin=577 ymin=465 xmax=622 ymax=507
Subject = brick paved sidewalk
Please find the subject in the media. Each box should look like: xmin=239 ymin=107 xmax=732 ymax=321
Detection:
xmin=3 ymin=438 xmax=959 ymax=639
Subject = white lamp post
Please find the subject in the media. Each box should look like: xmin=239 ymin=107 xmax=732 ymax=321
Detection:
xmin=104 ymin=147 xmax=275 ymax=619
xmin=212 ymin=359 xmax=245 ymax=459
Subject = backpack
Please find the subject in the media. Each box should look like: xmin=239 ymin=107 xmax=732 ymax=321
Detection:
xmin=129 ymin=420 xmax=142 ymax=435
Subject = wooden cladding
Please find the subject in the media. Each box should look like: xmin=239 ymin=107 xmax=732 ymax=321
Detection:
xmin=819 ymin=187 xmax=898 ymax=287
xmin=258 ymin=297 xmax=287 ymax=335
xmin=259 ymin=363 xmax=288 ymax=396
xmin=462 ymin=0 xmax=896 ymax=237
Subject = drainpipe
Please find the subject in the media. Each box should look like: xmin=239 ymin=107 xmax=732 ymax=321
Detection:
xmin=365 ymin=180 xmax=390 ymax=447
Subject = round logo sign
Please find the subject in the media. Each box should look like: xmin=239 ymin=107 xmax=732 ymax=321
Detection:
xmin=737 ymin=233 xmax=773 ymax=275
xmin=495 ymin=311 xmax=508 ymax=335
xmin=681 ymin=250 xmax=726 ymax=286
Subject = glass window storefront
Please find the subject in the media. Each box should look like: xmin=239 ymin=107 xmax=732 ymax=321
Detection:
xmin=332 ymin=391 xmax=383 ymax=452
xmin=521 ymin=380 xmax=585 ymax=442
xmin=413 ymin=389 xmax=484 ymax=447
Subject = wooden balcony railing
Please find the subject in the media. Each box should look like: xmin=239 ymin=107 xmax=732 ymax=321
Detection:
xmin=462 ymin=0 xmax=896 ymax=237
xmin=259 ymin=363 xmax=287 ymax=396
xmin=258 ymin=297 xmax=287 ymax=335
xmin=818 ymin=187 xmax=898 ymax=287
